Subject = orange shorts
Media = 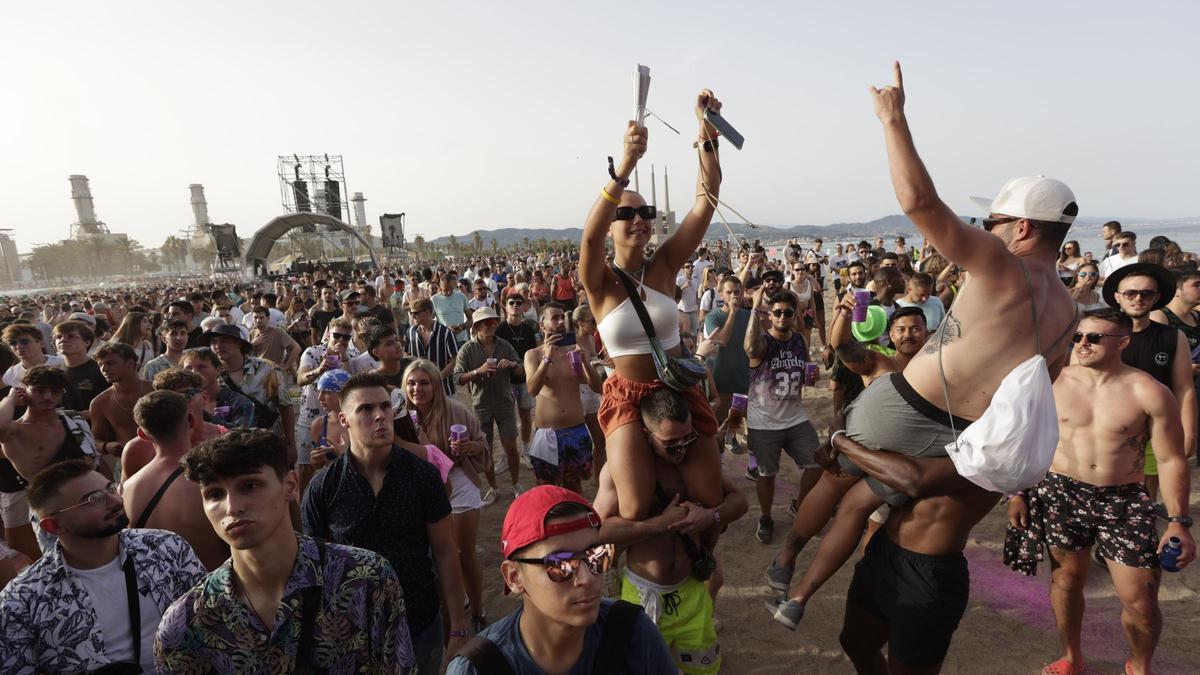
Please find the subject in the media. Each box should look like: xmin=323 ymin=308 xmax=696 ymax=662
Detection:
xmin=598 ymin=371 xmax=719 ymax=437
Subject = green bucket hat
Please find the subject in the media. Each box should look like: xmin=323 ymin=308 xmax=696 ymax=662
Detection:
xmin=851 ymin=305 xmax=887 ymax=343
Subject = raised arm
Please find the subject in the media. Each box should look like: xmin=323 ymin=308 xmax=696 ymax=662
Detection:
xmin=744 ymin=289 xmax=768 ymax=365
xmin=872 ymin=63 xmax=1007 ymax=272
xmin=654 ymin=90 xmax=724 ymax=272
xmin=828 ymin=293 xmax=883 ymax=377
xmin=579 ymin=123 xmax=646 ymax=297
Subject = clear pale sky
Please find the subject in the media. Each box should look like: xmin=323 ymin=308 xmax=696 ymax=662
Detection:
xmin=4 ymin=1 xmax=1196 ymax=252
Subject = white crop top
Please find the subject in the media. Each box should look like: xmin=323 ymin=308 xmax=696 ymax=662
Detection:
xmin=597 ymin=280 xmax=682 ymax=358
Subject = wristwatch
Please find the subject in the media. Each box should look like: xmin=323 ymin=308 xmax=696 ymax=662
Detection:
xmin=1167 ymin=515 xmax=1193 ymax=528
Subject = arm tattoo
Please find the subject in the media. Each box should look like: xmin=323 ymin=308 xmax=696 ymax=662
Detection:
xmin=922 ymin=313 xmax=963 ymax=355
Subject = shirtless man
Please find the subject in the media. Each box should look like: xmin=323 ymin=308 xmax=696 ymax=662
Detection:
xmin=121 ymin=390 xmax=229 ymax=570
xmin=0 ymin=366 xmax=99 ymax=555
xmin=88 ymin=343 xmax=154 ymax=459
xmin=594 ymin=387 xmax=748 ymax=675
xmin=769 ymin=62 xmax=1081 ymax=660
xmin=523 ymin=303 xmax=602 ymax=493
xmin=120 ymin=368 xmax=227 ymax=479
xmin=1010 ymin=309 xmax=1193 ymax=675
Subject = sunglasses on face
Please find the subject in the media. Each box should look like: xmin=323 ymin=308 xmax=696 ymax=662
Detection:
xmin=982 ymin=216 xmax=1020 ymax=232
xmin=507 ymin=299 xmax=524 ymax=306
xmin=652 ymin=430 xmax=699 ymax=457
xmin=613 ymin=205 xmax=657 ymax=221
xmin=330 ymin=332 xmax=352 ymax=341
xmin=1116 ymin=242 xmax=1135 ymax=248
xmin=1078 ymin=271 xmax=1097 ymax=277
xmin=771 ymin=309 xmax=796 ymax=318
xmin=1118 ymin=289 xmax=1158 ymax=300
xmin=50 ymin=481 xmax=121 ymax=516
xmin=510 ymin=543 xmax=615 ymax=583
xmin=1071 ymin=331 xmax=1126 ymax=345
xmin=8 ymin=338 xmax=36 ymax=346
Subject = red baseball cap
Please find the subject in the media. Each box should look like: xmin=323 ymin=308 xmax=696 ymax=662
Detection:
xmin=501 ymin=485 xmax=600 ymax=560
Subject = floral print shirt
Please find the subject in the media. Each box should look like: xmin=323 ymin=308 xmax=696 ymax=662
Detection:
xmin=155 ymin=534 xmax=413 ymax=674
xmin=0 ymin=529 xmax=205 ymax=674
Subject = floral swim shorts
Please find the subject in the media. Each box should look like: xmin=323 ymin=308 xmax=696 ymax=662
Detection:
xmin=1035 ymin=472 xmax=1158 ymax=568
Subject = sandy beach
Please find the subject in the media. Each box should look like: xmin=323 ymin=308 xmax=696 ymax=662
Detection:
xmin=466 ymin=376 xmax=1200 ymax=675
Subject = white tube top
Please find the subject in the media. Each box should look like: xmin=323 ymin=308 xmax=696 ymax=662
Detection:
xmin=597 ymin=281 xmax=682 ymax=358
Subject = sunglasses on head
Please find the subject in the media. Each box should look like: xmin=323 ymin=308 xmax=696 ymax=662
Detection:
xmin=613 ymin=205 xmax=657 ymax=221
xmin=1071 ymin=331 xmax=1126 ymax=344
xmin=510 ymin=543 xmax=614 ymax=583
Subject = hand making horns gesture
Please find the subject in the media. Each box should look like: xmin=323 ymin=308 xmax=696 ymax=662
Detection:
xmin=870 ymin=61 xmax=906 ymax=123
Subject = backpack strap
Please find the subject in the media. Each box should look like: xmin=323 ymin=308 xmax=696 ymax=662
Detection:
xmin=458 ymin=636 xmax=517 ymax=675
xmin=133 ymin=465 xmax=185 ymax=529
xmin=591 ymin=600 xmax=644 ymax=675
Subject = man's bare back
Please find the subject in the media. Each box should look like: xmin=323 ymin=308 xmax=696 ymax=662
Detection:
xmin=904 ymin=258 xmax=1077 ymax=419
xmin=122 ymin=456 xmax=229 ymax=570
xmin=1050 ymin=363 xmax=1176 ymax=486
xmin=120 ymin=421 xmax=225 ymax=479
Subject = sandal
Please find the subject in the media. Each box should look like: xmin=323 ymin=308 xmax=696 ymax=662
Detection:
xmin=1040 ymin=658 xmax=1083 ymax=675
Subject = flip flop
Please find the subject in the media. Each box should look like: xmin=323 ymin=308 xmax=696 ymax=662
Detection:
xmin=1040 ymin=658 xmax=1083 ymax=675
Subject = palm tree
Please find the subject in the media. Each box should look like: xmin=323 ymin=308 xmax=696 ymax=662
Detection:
xmin=522 ymin=236 xmax=530 ymax=252
xmin=448 ymin=235 xmax=459 ymax=256
xmin=472 ymin=231 xmax=483 ymax=253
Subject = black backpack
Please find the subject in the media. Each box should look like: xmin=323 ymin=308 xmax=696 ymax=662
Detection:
xmin=458 ymin=600 xmax=643 ymax=675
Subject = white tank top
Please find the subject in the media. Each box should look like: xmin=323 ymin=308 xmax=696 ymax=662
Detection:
xmin=597 ymin=277 xmax=682 ymax=358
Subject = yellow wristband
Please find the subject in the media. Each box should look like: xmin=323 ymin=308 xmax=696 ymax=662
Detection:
xmin=600 ymin=187 xmax=620 ymax=205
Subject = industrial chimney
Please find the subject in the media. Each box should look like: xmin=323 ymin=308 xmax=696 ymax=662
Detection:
xmin=351 ymin=192 xmax=367 ymax=228
xmin=69 ymin=175 xmax=98 ymax=228
xmin=189 ymin=184 xmax=210 ymax=226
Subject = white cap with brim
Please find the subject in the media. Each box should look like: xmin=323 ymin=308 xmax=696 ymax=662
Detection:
xmin=969 ymin=176 xmax=1078 ymax=224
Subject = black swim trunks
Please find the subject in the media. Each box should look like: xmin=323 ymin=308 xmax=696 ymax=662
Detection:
xmin=1035 ymin=471 xmax=1158 ymax=569
xmin=846 ymin=530 xmax=969 ymax=669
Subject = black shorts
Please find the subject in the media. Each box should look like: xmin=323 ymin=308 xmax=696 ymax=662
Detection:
xmin=846 ymin=531 xmax=969 ymax=668
xmin=1036 ymin=472 xmax=1158 ymax=568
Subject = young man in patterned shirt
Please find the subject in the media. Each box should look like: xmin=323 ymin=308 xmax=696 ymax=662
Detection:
xmin=156 ymin=428 xmax=414 ymax=673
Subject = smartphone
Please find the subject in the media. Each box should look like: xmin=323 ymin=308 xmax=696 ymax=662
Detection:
xmin=557 ymin=332 xmax=577 ymax=347
xmin=703 ymin=109 xmax=744 ymax=150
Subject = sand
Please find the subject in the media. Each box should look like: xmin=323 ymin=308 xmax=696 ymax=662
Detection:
xmin=465 ymin=379 xmax=1200 ymax=674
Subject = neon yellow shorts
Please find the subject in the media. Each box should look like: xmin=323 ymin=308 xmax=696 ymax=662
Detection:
xmin=1144 ymin=441 xmax=1157 ymax=477
xmin=621 ymin=572 xmax=720 ymax=675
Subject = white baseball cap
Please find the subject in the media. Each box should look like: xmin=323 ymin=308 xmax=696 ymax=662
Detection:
xmin=969 ymin=176 xmax=1078 ymax=224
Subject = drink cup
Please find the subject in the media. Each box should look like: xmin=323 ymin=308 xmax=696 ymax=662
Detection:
xmin=568 ymin=351 xmax=584 ymax=376
xmin=1161 ymin=536 xmax=1183 ymax=572
xmin=852 ymin=290 xmax=871 ymax=323
xmin=449 ymin=424 xmax=468 ymax=442
xmin=327 ymin=354 xmax=341 ymax=368
xmin=486 ymin=358 xmax=498 ymax=368
xmin=730 ymin=393 xmax=748 ymax=412
xmin=805 ymin=362 xmax=819 ymax=386
xmin=214 ymin=405 xmax=231 ymax=417
xmin=409 ymin=410 xmax=420 ymax=429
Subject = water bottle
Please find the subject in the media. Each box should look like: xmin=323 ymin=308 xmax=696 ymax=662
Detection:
xmin=1160 ymin=537 xmax=1183 ymax=572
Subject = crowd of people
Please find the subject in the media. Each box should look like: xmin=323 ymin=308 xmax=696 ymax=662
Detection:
xmin=0 ymin=66 xmax=1195 ymax=674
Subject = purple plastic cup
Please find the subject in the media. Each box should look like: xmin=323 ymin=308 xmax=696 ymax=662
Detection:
xmin=568 ymin=351 xmax=584 ymax=375
xmin=852 ymin=290 xmax=871 ymax=323
xmin=409 ymin=410 xmax=420 ymax=429
xmin=327 ymin=354 xmax=341 ymax=368
xmin=449 ymin=424 xmax=467 ymax=442
xmin=214 ymin=405 xmax=231 ymax=417
xmin=731 ymin=393 xmax=748 ymax=412
xmin=805 ymin=362 xmax=819 ymax=386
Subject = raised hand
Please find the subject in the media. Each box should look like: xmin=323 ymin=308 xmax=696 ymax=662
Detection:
xmin=695 ymin=89 xmax=722 ymax=129
xmin=870 ymin=61 xmax=906 ymax=123
xmin=620 ymin=121 xmax=648 ymax=173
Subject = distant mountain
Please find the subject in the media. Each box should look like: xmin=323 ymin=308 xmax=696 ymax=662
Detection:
xmin=427 ymin=214 xmax=1199 ymax=248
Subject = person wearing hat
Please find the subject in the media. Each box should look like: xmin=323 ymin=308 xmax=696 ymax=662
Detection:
xmin=203 ymin=322 xmax=296 ymax=480
xmin=743 ymin=287 xmax=820 ymax=546
xmin=454 ymin=306 xmax=524 ymax=500
xmin=336 ymin=288 xmax=363 ymax=322
xmin=307 ymin=368 xmax=351 ymax=471
xmin=1104 ymin=262 xmax=1197 ymax=499
xmin=764 ymin=64 xmax=1085 ymax=669
xmin=447 ymin=485 xmax=676 ymax=674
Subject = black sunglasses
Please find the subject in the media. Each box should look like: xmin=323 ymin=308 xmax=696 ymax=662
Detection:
xmin=510 ymin=543 xmax=614 ymax=583
xmin=330 ymin=332 xmax=352 ymax=341
xmin=1071 ymin=331 xmax=1126 ymax=344
xmin=648 ymin=429 xmax=699 ymax=457
xmin=771 ymin=309 xmax=796 ymax=318
xmin=982 ymin=216 xmax=1020 ymax=232
xmin=1118 ymin=289 xmax=1159 ymax=300
xmin=613 ymin=205 xmax=657 ymax=222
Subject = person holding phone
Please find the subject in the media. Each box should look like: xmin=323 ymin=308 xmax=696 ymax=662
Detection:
xmin=578 ymin=89 xmax=727 ymax=554
xmin=294 ymin=318 xmax=357 ymax=492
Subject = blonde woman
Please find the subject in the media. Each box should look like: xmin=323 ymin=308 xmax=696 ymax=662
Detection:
xmin=402 ymin=358 xmax=490 ymax=633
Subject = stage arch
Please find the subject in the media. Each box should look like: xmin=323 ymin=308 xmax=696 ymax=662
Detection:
xmin=244 ymin=213 xmax=378 ymax=274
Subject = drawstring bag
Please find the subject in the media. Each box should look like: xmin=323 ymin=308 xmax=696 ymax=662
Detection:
xmin=946 ymin=354 xmax=1058 ymax=493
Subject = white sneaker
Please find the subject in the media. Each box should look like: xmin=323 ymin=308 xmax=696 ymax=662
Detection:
xmin=520 ymin=451 xmax=533 ymax=469
xmin=480 ymin=488 xmax=497 ymax=507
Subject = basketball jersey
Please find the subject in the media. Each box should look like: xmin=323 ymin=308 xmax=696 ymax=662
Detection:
xmin=748 ymin=332 xmax=810 ymax=430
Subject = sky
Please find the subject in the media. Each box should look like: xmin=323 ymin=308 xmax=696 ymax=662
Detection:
xmin=3 ymin=1 xmax=1198 ymax=253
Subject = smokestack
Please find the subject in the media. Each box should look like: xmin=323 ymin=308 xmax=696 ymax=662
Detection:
xmin=663 ymin=166 xmax=670 ymax=212
xmin=650 ymin=164 xmax=657 ymax=207
xmin=189 ymin=184 xmax=210 ymax=226
xmin=351 ymin=192 xmax=367 ymax=228
xmin=69 ymin=175 xmax=98 ymax=226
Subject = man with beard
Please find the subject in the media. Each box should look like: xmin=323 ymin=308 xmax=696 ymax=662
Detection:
xmin=0 ymin=459 xmax=205 ymax=674
xmin=1104 ymin=263 xmax=1197 ymax=500
xmin=0 ymin=366 xmax=100 ymax=554
xmin=845 ymin=260 xmax=868 ymax=295
xmin=1009 ymin=309 xmax=1192 ymax=675
xmin=744 ymin=290 xmax=820 ymax=544
xmin=88 ymin=343 xmax=155 ymax=459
